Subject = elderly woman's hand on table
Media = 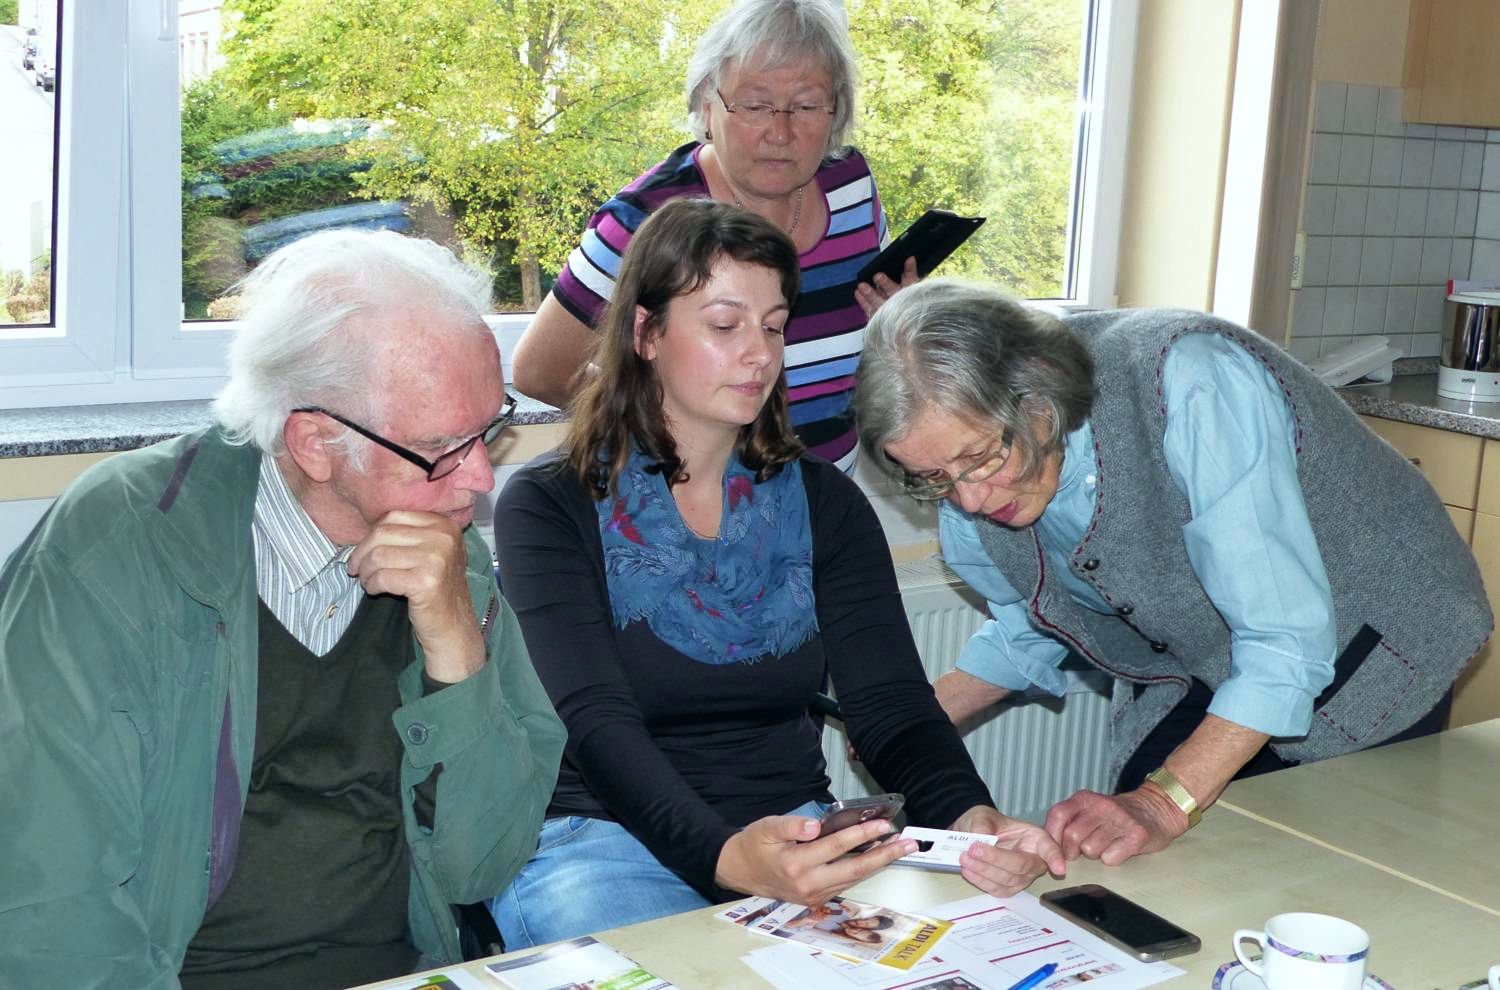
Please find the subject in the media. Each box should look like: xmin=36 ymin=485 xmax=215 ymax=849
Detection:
xmin=1045 ymin=716 xmax=1269 ymax=865
xmin=949 ymin=805 xmax=1067 ymax=897
xmin=1043 ymin=788 xmax=1190 ymax=867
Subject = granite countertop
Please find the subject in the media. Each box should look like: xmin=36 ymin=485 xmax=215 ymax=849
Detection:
xmin=7 ymin=364 xmax=1500 ymax=459
xmin=0 ymin=394 xmax=564 ymax=459
xmin=1336 ymin=371 xmax=1500 ymax=441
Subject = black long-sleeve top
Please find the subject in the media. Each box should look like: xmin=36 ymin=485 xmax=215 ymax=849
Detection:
xmin=493 ymin=452 xmax=995 ymax=899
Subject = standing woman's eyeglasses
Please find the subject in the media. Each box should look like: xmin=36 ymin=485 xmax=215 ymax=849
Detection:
xmin=716 ymin=89 xmax=836 ymax=128
xmin=294 ymin=393 xmax=517 ymax=481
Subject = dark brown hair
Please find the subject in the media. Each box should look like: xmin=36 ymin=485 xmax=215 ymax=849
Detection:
xmin=565 ymin=197 xmax=805 ymax=498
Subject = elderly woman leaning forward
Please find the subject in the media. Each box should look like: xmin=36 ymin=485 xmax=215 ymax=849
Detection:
xmin=487 ymin=202 xmax=1064 ymax=949
xmin=855 ymin=279 xmax=1492 ymax=867
xmin=509 ymin=0 xmax=915 ymax=471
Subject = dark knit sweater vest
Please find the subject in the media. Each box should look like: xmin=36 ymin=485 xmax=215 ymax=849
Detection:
xmin=180 ymin=594 xmax=418 ymax=989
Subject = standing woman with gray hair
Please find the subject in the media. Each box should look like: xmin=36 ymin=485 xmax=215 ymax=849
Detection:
xmin=855 ymin=278 xmax=1489 ymax=869
xmin=509 ymin=0 xmax=914 ymax=472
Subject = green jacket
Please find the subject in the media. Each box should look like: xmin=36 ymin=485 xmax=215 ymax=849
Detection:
xmin=0 ymin=429 xmax=566 ymax=988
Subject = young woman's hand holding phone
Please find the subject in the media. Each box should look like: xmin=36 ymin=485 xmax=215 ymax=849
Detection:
xmin=713 ymin=795 xmax=916 ymax=906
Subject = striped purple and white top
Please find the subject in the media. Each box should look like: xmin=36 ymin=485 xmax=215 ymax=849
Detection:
xmin=553 ymin=141 xmax=888 ymax=471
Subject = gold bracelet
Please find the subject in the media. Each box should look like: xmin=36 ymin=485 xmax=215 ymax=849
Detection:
xmin=1145 ymin=767 xmax=1202 ymax=828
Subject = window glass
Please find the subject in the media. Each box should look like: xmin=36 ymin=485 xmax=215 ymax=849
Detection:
xmin=1 ymin=1 xmax=58 ymax=330
xmin=853 ymin=0 xmax=1085 ymax=299
xmin=180 ymin=0 xmax=1087 ymax=322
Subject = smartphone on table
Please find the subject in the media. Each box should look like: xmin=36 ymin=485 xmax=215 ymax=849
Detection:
xmin=1039 ymin=883 xmax=1200 ymax=961
xmin=856 ymin=209 xmax=985 ymax=286
xmin=816 ymin=792 xmax=905 ymax=850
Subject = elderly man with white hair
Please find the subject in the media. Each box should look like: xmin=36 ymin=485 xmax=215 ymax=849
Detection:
xmin=0 ymin=229 xmax=566 ymax=989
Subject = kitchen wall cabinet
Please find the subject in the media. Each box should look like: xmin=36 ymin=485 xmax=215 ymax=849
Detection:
xmin=1402 ymin=0 xmax=1500 ymax=126
xmin=1362 ymin=415 xmax=1498 ymax=727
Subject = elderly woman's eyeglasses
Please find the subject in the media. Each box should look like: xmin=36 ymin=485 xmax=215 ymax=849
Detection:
xmin=717 ymin=89 xmax=835 ymax=128
xmin=898 ymin=430 xmax=1015 ymax=501
xmin=294 ymin=394 xmax=517 ymax=482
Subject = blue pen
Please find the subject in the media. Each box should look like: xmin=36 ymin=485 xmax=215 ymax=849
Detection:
xmin=1005 ymin=962 xmax=1058 ymax=990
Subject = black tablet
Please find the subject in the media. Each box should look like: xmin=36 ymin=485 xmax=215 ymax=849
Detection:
xmin=856 ymin=209 xmax=985 ymax=286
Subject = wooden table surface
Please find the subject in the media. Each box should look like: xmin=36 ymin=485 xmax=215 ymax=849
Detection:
xmin=1218 ymin=718 xmax=1500 ymax=917
xmin=364 ymin=801 xmax=1500 ymax=989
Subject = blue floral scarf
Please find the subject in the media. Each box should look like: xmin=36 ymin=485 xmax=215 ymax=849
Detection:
xmin=596 ymin=449 xmax=817 ymax=664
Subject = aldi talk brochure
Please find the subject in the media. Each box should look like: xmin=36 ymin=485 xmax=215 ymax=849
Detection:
xmin=717 ymin=895 xmax=953 ymax=970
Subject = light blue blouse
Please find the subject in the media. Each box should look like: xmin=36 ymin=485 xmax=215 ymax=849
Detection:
xmin=941 ymin=333 xmax=1337 ymax=738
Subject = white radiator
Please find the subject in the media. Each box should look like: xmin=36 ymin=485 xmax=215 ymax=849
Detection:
xmin=821 ymin=556 xmax=1114 ymax=824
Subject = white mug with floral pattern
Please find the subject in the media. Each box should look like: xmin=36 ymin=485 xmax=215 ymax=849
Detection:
xmin=1232 ymin=912 xmax=1369 ymax=989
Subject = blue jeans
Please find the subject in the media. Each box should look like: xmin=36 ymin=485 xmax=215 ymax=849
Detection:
xmin=490 ymin=799 xmax=827 ymax=949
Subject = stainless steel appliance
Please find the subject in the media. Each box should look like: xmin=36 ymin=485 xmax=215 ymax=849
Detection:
xmin=1438 ymin=291 xmax=1500 ymax=401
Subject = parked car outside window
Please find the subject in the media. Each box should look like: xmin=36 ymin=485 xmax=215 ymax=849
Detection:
xmin=34 ymin=50 xmax=54 ymax=92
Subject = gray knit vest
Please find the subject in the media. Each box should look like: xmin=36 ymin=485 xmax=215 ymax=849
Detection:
xmin=975 ymin=308 xmax=1491 ymax=784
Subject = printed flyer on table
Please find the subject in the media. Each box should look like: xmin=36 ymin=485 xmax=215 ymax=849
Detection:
xmin=719 ymin=895 xmax=953 ymax=969
xmin=734 ymin=892 xmax=1183 ymax=990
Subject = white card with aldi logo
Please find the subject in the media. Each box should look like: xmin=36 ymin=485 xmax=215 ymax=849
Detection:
xmin=893 ymin=826 xmax=997 ymax=872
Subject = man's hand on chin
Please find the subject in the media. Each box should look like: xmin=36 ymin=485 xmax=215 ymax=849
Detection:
xmin=346 ymin=509 xmax=485 ymax=683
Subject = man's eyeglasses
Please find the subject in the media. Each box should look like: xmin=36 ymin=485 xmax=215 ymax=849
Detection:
xmin=898 ymin=429 xmax=1015 ymax=501
xmin=295 ymin=394 xmax=517 ymax=482
xmin=717 ymin=89 xmax=836 ymax=128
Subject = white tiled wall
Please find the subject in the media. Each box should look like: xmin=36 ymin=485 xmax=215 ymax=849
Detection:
xmin=1290 ymin=83 xmax=1500 ymax=363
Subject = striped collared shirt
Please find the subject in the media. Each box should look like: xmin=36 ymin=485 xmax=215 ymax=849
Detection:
xmin=251 ymin=454 xmax=363 ymax=656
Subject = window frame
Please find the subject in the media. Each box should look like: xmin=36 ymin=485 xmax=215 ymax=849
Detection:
xmin=0 ymin=0 xmax=1139 ymax=409
xmin=0 ymin=0 xmax=125 ymax=397
xmin=1065 ymin=0 xmax=1138 ymax=313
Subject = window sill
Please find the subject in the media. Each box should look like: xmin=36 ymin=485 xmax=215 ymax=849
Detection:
xmin=0 ymin=393 xmax=564 ymax=460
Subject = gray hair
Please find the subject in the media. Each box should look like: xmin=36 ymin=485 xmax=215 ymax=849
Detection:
xmin=212 ymin=228 xmax=493 ymax=462
xmin=686 ymin=0 xmax=859 ymax=157
xmin=854 ymin=279 xmax=1095 ymax=483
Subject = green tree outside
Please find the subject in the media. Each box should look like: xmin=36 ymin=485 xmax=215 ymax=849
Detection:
xmin=0 ymin=1 xmax=19 ymax=26
xmin=181 ymin=76 xmax=294 ymax=316
xmin=850 ymin=0 xmax=1081 ymax=297
xmin=218 ymin=0 xmax=722 ymax=310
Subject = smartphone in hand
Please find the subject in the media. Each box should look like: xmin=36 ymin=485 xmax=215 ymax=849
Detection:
xmin=856 ymin=210 xmax=985 ymax=286
xmin=816 ymin=793 xmax=905 ymax=851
